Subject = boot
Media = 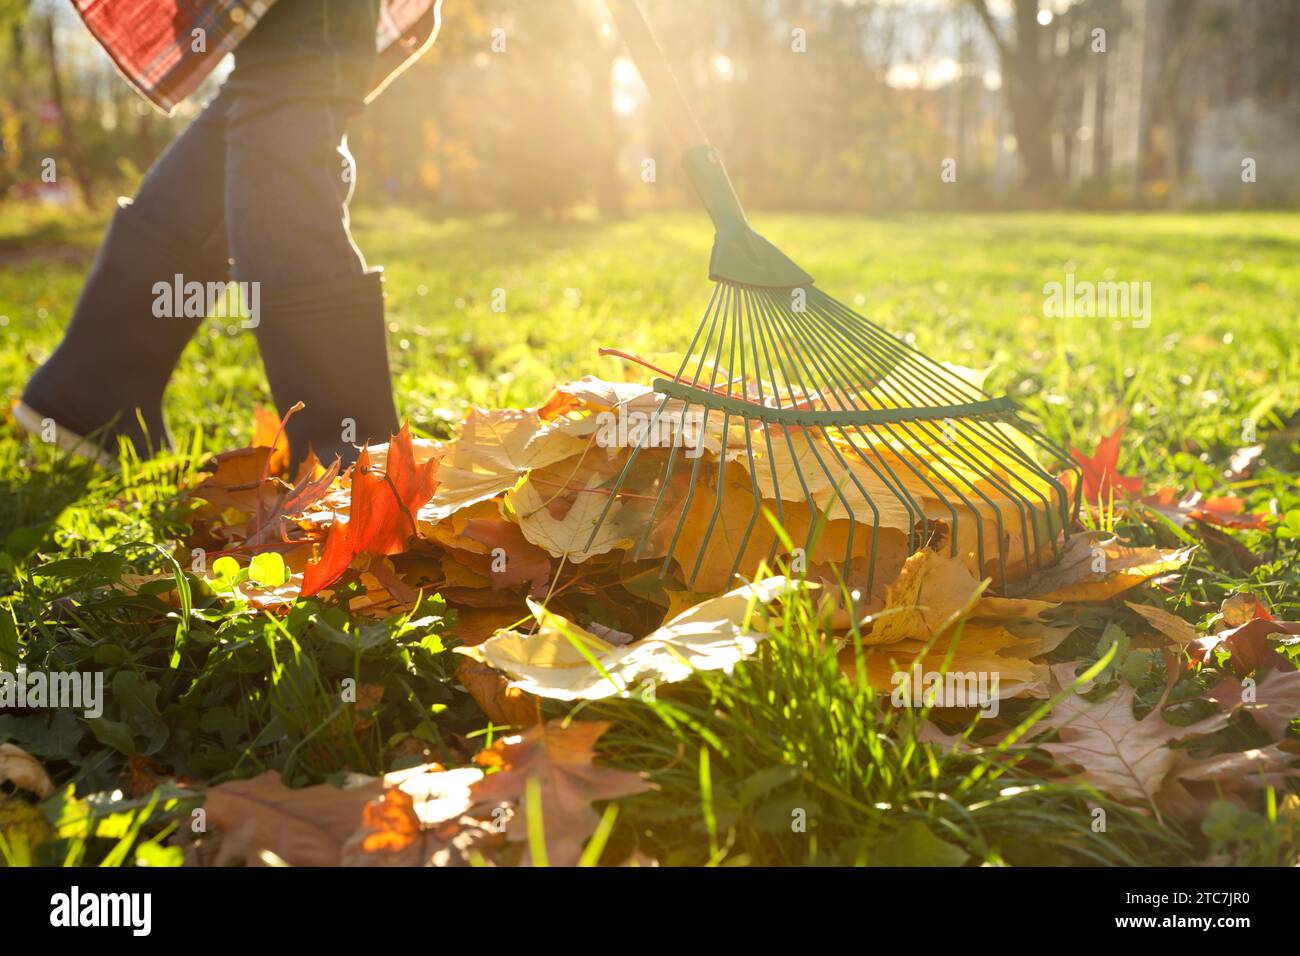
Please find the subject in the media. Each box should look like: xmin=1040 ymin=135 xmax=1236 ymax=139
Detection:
xmin=253 ymin=269 xmax=399 ymax=467
xmin=17 ymin=198 xmax=228 ymax=462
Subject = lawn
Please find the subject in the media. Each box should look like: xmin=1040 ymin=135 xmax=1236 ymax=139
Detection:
xmin=1 ymin=206 xmax=1298 ymax=866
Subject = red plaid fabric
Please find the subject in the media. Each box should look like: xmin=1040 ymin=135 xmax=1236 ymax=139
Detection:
xmin=73 ymin=0 xmax=441 ymax=114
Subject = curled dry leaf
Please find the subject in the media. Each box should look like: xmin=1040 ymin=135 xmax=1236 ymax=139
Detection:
xmin=455 ymin=657 xmax=540 ymax=727
xmin=1011 ymin=532 xmax=1195 ymax=603
xmin=1221 ymin=592 xmax=1271 ymax=628
xmin=1156 ymin=745 xmax=1300 ymax=821
xmin=1140 ymin=487 xmax=1269 ymax=531
xmin=457 ymin=577 xmax=797 ymax=700
xmin=1193 ymin=618 xmax=1300 ymax=676
xmin=1207 ymin=669 xmax=1300 ymax=740
xmin=861 ymin=547 xmax=1055 ymax=646
xmin=0 ymin=743 xmax=53 ymax=798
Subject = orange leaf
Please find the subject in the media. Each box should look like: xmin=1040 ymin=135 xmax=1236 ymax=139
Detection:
xmin=1069 ymin=425 xmax=1143 ymax=505
xmin=252 ymin=406 xmax=291 ymax=477
xmin=456 ymin=658 xmax=540 ymax=727
xmin=302 ymin=424 xmax=440 ymax=597
xmin=360 ymin=788 xmax=422 ymax=853
xmin=1140 ymin=488 xmax=1269 ymax=531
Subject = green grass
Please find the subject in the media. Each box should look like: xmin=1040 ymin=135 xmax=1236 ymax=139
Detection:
xmin=6 ymin=207 xmax=1298 ymax=460
xmin=1 ymin=205 xmax=1298 ymax=866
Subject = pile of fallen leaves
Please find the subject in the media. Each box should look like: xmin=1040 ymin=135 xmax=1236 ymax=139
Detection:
xmin=21 ymin=378 xmax=1282 ymax=866
xmin=185 ymin=364 xmax=1080 ymax=625
xmin=179 ymin=379 xmax=1269 ymax=709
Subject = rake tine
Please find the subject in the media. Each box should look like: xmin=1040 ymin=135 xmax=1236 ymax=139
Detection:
xmin=738 ymin=289 xmax=788 ymax=572
xmin=685 ymin=287 xmax=747 ymax=588
xmin=662 ymin=284 xmax=737 ymax=582
xmin=796 ymin=291 xmax=1021 ymax=575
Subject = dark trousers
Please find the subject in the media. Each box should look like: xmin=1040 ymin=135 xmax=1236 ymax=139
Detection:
xmin=129 ymin=0 xmax=380 ymax=290
xmin=23 ymin=0 xmax=397 ymax=462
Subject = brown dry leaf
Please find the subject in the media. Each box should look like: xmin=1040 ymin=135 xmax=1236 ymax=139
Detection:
xmin=1221 ymin=592 xmax=1270 ymax=628
xmin=1195 ymin=617 xmax=1300 ymax=676
xmin=1156 ymin=745 xmax=1300 ymax=821
xmin=1015 ymin=532 xmax=1195 ymax=603
xmin=456 ymin=657 xmax=540 ymax=727
xmin=1125 ymin=601 xmax=1200 ymax=645
xmin=470 ymin=719 xmax=652 ymax=866
xmin=1207 ymin=670 xmax=1300 ymax=739
xmin=916 ymin=720 xmax=979 ymax=752
xmin=453 ymin=607 xmax=529 ymax=646
xmin=1037 ymin=663 xmax=1229 ymax=814
xmin=462 ymin=513 xmax=554 ymax=568
xmin=0 ymin=743 xmax=53 ymax=798
xmin=202 ymin=770 xmax=378 ymax=867
xmin=191 ymin=445 xmax=275 ymax=510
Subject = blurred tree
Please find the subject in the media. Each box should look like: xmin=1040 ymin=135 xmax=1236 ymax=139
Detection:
xmin=967 ymin=0 xmax=1062 ymax=204
xmin=2 ymin=0 xmax=1295 ymax=214
xmin=38 ymin=6 xmax=95 ymax=204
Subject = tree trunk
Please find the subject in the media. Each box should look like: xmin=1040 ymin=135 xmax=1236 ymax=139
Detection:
xmin=968 ymin=0 xmax=1059 ymax=206
xmin=41 ymin=12 xmax=96 ymax=206
xmin=1091 ymin=53 xmax=1110 ymax=188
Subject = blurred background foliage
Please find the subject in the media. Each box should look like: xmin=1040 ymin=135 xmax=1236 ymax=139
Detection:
xmin=0 ymin=0 xmax=1298 ymax=217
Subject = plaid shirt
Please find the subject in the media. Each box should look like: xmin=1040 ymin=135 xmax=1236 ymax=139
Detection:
xmin=73 ymin=0 xmax=442 ymax=114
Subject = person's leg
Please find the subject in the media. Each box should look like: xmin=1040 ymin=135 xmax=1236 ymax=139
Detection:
xmin=221 ymin=0 xmax=398 ymax=465
xmin=19 ymin=94 xmax=233 ymax=459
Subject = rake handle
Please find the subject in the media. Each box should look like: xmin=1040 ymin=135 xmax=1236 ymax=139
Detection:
xmin=605 ymin=0 xmax=709 ymax=154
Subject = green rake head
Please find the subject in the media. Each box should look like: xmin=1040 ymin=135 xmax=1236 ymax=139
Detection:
xmin=592 ymin=1 xmax=1082 ymax=595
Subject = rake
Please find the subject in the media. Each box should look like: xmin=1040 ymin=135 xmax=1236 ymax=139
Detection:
xmin=588 ymin=0 xmax=1081 ymax=596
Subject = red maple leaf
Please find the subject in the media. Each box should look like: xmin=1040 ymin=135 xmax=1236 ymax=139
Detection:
xmin=1138 ymin=487 xmax=1270 ymax=531
xmin=1187 ymin=494 xmax=1270 ymax=531
xmin=1069 ymin=425 xmax=1144 ymax=504
xmin=301 ymin=424 xmax=440 ymax=597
